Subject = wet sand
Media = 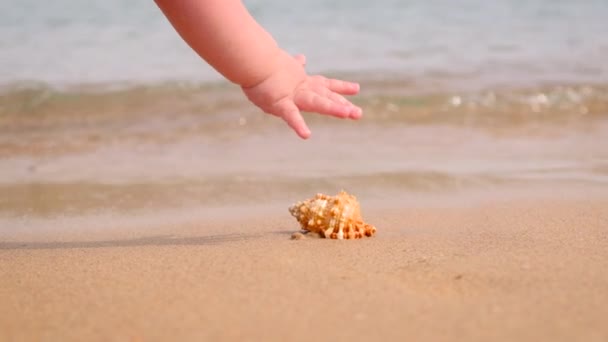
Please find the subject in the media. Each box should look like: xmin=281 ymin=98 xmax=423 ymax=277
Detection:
xmin=1 ymin=191 xmax=608 ymax=342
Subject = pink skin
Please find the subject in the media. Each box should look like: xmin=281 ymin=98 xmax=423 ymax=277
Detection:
xmin=154 ymin=0 xmax=362 ymax=139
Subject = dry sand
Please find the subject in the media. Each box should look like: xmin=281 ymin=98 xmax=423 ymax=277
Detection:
xmin=1 ymin=194 xmax=607 ymax=342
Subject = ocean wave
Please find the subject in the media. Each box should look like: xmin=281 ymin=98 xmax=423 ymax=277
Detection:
xmin=1 ymin=80 xmax=607 ymax=130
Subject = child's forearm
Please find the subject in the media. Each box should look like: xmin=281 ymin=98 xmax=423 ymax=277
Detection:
xmin=154 ymin=0 xmax=281 ymax=87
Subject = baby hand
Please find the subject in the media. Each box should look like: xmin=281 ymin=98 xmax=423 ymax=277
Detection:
xmin=241 ymin=51 xmax=362 ymax=139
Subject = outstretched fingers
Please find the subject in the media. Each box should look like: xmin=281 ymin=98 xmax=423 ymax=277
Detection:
xmin=275 ymin=99 xmax=311 ymax=139
xmin=323 ymin=77 xmax=360 ymax=95
xmin=295 ymin=91 xmax=354 ymax=119
xmin=326 ymin=92 xmax=362 ymax=119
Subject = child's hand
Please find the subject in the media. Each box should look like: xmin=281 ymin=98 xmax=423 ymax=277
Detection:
xmin=241 ymin=51 xmax=362 ymax=139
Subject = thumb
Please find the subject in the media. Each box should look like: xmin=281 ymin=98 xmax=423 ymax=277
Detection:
xmin=276 ymin=99 xmax=311 ymax=139
xmin=293 ymin=54 xmax=307 ymax=67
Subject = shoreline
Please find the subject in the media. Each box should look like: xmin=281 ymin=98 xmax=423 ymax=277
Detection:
xmin=1 ymin=182 xmax=605 ymax=241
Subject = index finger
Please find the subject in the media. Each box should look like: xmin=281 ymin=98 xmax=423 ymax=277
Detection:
xmin=324 ymin=78 xmax=360 ymax=95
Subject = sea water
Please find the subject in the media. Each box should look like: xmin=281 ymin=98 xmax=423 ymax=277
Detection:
xmin=1 ymin=0 xmax=607 ymax=87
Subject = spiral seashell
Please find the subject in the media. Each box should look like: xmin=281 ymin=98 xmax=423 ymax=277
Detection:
xmin=288 ymin=191 xmax=377 ymax=239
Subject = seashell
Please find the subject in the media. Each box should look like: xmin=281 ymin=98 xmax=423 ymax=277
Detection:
xmin=288 ymin=191 xmax=377 ymax=239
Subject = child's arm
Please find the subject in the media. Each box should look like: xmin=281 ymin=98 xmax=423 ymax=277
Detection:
xmin=154 ymin=0 xmax=362 ymax=139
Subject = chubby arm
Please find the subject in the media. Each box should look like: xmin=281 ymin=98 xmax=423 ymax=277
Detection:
xmin=154 ymin=0 xmax=280 ymax=87
xmin=155 ymin=0 xmax=362 ymax=139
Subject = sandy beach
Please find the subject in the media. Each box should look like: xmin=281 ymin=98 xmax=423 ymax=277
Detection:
xmin=1 ymin=188 xmax=607 ymax=342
